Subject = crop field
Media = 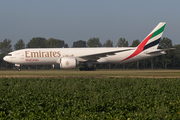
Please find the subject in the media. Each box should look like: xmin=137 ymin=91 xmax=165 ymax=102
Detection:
xmin=1 ymin=77 xmax=180 ymax=119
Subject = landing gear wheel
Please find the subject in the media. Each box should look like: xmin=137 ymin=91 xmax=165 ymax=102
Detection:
xmin=17 ymin=67 xmax=21 ymax=71
xmin=90 ymin=66 xmax=96 ymax=71
xmin=79 ymin=67 xmax=83 ymax=71
xmin=79 ymin=66 xmax=96 ymax=71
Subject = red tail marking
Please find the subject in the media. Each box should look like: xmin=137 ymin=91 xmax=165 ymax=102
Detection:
xmin=122 ymin=33 xmax=153 ymax=61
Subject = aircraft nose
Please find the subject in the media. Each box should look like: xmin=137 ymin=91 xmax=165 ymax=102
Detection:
xmin=3 ymin=56 xmax=7 ymax=62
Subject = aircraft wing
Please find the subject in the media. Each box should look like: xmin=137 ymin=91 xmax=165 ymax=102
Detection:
xmin=76 ymin=48 xmax=134 ymax=62
xmin=146 ymin=48 xmax=175 ymax=54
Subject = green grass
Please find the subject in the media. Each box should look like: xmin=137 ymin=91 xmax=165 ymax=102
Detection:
xmin=0 ymin=69 xmax=180 ymax=78
xmin=0 ymin=77 xmax=180 ymax=119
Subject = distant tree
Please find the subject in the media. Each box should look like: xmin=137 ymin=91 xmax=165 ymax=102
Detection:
xmin=46 ymin=38 xmax=68 ymax=48
xmin=151 ymin=37 xmax=173 ymax=69
xmin=158 ymin=37 xmax=173 ymax=69
xmin=87 ymin=37 xmax=102 ymax=47
xmin=73 ymin=40 xmax=86 ymax=47
xmin=131 ymin=39 xmax=140 ymax=47
xmin=103 ymin=39 xmax=113 ymax=47
xmin=0 ymin=39 xmax=12 ymax=54
xmin=26 ymin=37 xmax=47 ymax=48
xmin=14 ymin=39 xmax=25 ymax=50
xmin=0 ymin=39 xmax=13 ymax=69
xmin=117 ymin=38 xmax=129 ymax=47
xmin=158 ymin=37 xmax=173 ymax=49
xmin=64 ymin=43 xmax=68 ymax=48
xmin=172 ymin=44 xmax=180 ymax=68
xmin=0 ymin=53 xmax=5 ymax=68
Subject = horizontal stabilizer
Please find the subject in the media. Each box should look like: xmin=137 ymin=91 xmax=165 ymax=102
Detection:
xmin=146 ymin=48 xmax=175 ymax=54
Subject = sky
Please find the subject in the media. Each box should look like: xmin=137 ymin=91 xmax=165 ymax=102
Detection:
xmin=0 ymin=0 xmax=180 ymax=48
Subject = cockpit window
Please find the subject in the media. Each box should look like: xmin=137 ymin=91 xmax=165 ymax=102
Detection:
xmin=7 ymin=54 xmax=12 ymax=56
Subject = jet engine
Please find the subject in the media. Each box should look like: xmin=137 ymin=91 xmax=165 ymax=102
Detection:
xmin=52 ymin=57 xmax=79 ymax=69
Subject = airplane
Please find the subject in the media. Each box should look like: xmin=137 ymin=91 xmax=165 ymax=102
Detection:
xmin=3 ymin=22 xmax=174 ymax=71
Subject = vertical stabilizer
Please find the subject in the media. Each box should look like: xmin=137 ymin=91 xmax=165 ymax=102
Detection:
xmin=122 ymin=22 xmax=166 ymax=61
xmin=138 ymin=22 xmax=166 ymax=50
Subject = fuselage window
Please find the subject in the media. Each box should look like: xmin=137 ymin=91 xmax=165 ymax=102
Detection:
xmin=7 ymin=54 xmax=12 ymax=56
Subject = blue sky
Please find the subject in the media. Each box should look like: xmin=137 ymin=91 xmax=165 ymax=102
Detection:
xmin=0 ymin=0 xmax=180 ymax=48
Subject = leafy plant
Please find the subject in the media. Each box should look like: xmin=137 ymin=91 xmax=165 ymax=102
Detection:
xmin=0 ymin=77 xmax=180 ymax=119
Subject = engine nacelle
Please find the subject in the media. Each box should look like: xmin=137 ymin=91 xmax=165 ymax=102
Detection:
xmin=52 ymin=57 xmax=79 ymax=69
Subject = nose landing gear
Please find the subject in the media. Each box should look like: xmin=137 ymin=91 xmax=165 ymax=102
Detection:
xmin=17 ymin=67 xmax=21 ymax=71
xmin=15 ymin=64 xmax=21 ymax=71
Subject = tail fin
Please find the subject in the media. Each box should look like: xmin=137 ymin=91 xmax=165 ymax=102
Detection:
xmin=137 ymin=22 xmax=166 ymax=51
xmin=122 ymin=22 xmax=166 ymax=61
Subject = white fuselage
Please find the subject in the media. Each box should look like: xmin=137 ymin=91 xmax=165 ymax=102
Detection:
xmin=3 ymin=47 xmax=164 ymax=66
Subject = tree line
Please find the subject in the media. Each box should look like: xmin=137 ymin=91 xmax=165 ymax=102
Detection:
xmin=0 ymin=37 xmax=180 ymax=70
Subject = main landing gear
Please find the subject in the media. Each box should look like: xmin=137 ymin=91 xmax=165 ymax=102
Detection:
xmin=79 ymin=62 xmax=96 ymax=71
xmin=79 ymin=66 xmax=96 ymax=71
